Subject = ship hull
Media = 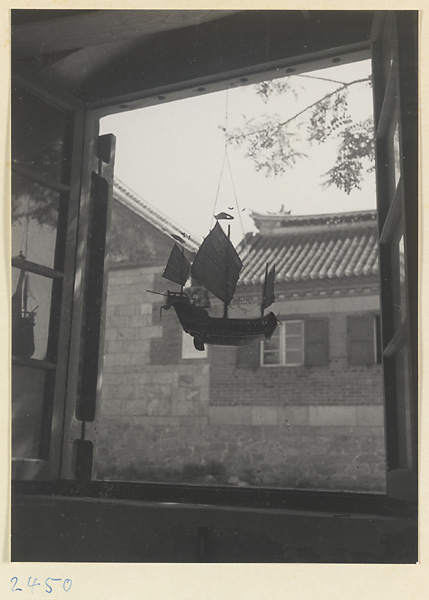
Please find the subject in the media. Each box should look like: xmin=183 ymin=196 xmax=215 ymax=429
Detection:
xmin=165 ymin=292 xmax=277 ymax=350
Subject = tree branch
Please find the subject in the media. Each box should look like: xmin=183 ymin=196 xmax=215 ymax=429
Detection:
xmin=228 ymin=77 xmax=371 ymax=141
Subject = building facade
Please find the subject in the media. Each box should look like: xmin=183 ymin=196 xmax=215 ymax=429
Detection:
xmin=98 ymin=188 xmax=385 ymax=492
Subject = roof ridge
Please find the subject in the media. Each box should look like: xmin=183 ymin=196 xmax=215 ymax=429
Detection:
xmin=113 ymin=177 xmax=200 ymax=251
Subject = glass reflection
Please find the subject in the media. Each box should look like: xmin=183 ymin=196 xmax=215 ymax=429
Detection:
xmin=12 ymin=173 xmax=60 ymax=269
xmin=393 ymin=121 xmax=401 ymax=189
xmin=387 ymin=112 xmax=401 ymax=202
xmin=12 ymin=365 xmax=46 ymax=459
xmin=12 ymin=268 xmax=54 ymax=361
xmin=11 ymin=86 xmax=70 ymax=182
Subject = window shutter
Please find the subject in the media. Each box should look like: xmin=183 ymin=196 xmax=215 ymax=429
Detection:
xmin=347 ymin=315 xmax=374 ymax=365
xmin=305 ymin=318 xmax=328 ymax=365
xmin=236 ymin=343 xmax=260 ymax=368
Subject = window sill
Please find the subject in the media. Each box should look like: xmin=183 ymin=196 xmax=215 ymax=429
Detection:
xmin=11 ymin=479 xmax=416 ymax=519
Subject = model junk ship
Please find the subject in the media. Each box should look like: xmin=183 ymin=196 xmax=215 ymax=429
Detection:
xmin=162 ymin=222 xmax=277 ymax=351
xmin=12 ymin=255 xmax=37 ymax=358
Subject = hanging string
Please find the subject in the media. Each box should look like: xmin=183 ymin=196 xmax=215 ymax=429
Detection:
xmin=209 ymin=90 xmax=230 ymax=231
xmin=209 ymin=89 xmax=259 ymax=310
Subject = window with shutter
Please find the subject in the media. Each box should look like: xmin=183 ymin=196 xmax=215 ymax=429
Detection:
xmin=305 ymin=318 xmax=329 ymax=366
xmin=347 ymin=314 xmax=380 ymax=365
xmin=261 ymin=320 xmax=304 ymax=366
xmin=260 ymin=318 xmax=328 ymax=367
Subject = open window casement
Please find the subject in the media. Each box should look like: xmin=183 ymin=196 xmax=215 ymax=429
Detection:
xmin=371 ymin=11 xmax=418 ymax=502
xmin=11 ymin=11 xmax=418 ymax=509
xmin=11 ymin=74 xmax=116 ymax=481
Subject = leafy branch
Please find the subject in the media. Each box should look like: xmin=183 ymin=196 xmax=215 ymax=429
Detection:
xmin=227 ymin=75 xmax=374 ymax=194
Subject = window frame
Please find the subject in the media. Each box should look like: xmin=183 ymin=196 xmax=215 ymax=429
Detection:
xmin=261 ymin=319 xmax=305 ymax=367
xmin=10 ymin=10 xmax=418 ymax=516
xmin=11 ymin=75 xmax=85 ymax=481
xmin=260 ymin=317 xmax=329 ymax=368
xmin=371 ymin=10 xmax=418 ymax=501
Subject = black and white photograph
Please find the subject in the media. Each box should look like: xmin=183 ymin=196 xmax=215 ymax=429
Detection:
xmin=9 ymin=7 xmax=418 ymax=572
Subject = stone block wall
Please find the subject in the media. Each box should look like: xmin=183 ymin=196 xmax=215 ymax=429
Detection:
xmin=97 ymin=266 xmax=386 ymax=492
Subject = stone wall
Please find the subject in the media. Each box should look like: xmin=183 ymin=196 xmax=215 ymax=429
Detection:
xmin=97 ymin=266 xmax=386 ymax=492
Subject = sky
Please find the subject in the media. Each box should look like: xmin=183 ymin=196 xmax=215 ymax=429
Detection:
xmin=100 ymin=59 xmax=375 ymax=246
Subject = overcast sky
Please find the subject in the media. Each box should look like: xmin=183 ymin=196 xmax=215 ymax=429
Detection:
xmin=100 ymin=59 xmax=375 ymax=245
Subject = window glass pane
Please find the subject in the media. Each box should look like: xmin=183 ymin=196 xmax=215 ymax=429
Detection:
xmin=12 ymin=365 xmax=46 ymax=459
xmin=263 ymin=351 xmax=281 ymax=365
xmin=12 ymin=173 xmax=61 ymax=269
xmin=285 ymin=335 xmax=302 ymax=351
xmin=284 ymin=321 xmax=303 ymax=363
xmin=11 ymin=86 xmax=70 ymax=182
xmin=264 ymin=327 xmax=280 ymax=349
xmin=264 ymin=334 xmax=280 ymax=351
xmin=263 ymin=327 xmax=281 ymax=365
xmin=12 ymin=268 xmax=54 ymax=360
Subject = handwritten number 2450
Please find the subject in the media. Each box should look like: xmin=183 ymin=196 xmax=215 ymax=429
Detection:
xmin=11 ymin=577 xmax=72 ymax=593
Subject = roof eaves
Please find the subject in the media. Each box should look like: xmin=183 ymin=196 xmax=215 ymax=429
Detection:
xmin=113 ymin=178 xmax=200 ymax=252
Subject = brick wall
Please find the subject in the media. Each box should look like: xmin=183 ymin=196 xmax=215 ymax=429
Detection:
xmin=209 ymin=313 xmax=383 ymax=406
xmin=97 ymin=264 xmax=386 ymax=492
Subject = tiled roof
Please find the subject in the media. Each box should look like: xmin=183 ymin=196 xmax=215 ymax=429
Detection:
xmin=113 ymin=178 xmax=200 ymax=252
xmin=251 ymin=209 xmax=377 ymax=231
xmin=237 ymin=211 xmax=379 ymax=285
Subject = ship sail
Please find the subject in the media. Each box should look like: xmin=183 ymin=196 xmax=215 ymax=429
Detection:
xmin=261 ymin=265 xmax=276 ymax=311
xmin=162 ymin=244 xmax=191 ymax=286
xmin=191 ymin=222 xmax=243 ymax=306
xmin=160 ymin=224 xmax=278 ymax=350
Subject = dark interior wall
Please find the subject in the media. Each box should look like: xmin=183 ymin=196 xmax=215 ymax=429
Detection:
xmin=12 ymin=494 xmax=417 ymax=563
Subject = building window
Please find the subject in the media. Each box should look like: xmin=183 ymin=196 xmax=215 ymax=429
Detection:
xmin=261 ymin=318 xmax=328 ymax=367
xmin=347 ymin=314 xmax=381 ymax=365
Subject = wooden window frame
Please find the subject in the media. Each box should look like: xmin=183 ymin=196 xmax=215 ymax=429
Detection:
xmin=11 ymin=76 xmax=86 ymax=480
xmin=10 ymin=11 xmax=418 ymax=518
xmin=261 ymin=317 xmax=329 ymax=367
xmin=261 ymin=319 xmax=304 ymax=367
xmin=371 ymin=11 xmax=418 ymax=501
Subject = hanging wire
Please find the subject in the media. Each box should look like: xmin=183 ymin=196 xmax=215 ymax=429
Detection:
xmin=210 ymin=89 xmax=259 ymax=310
xmin=209 ymin=90 xmax=230 ymax=231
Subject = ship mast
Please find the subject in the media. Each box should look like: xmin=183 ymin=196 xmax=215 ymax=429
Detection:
xmin=223 ymin=224 xmax=231 ymax=318
xmin=261 ymin=263 xmax=269 ymax=317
